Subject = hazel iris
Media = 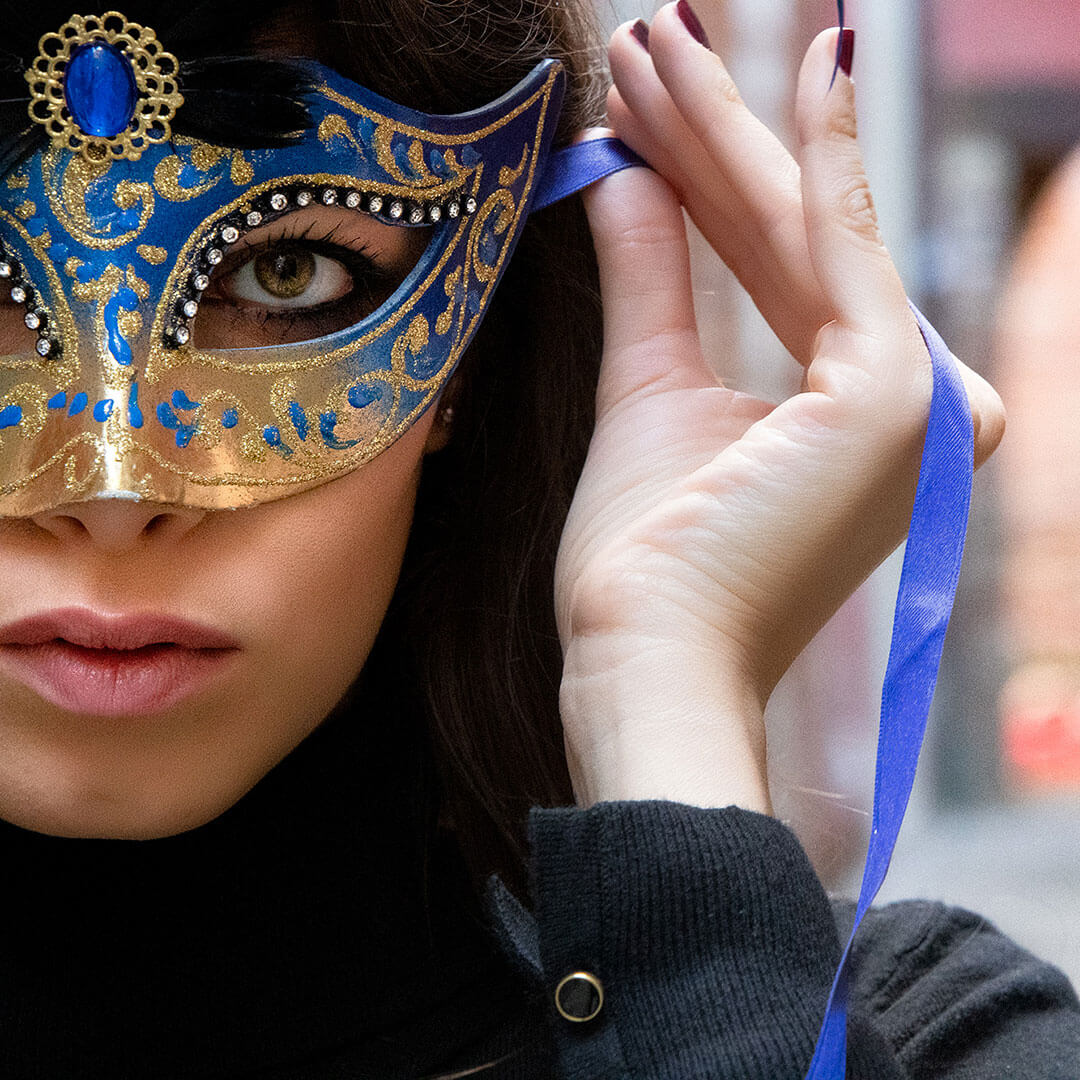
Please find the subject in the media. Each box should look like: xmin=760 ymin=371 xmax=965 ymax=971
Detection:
xmin=253 ymin=249 xmax=316 ymax=300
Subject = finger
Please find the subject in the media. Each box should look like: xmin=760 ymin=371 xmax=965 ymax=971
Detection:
xmin=795 ymin=31 xmax=1006 ymax=463
xmin=579 ymin=160 xmax=714 ymax=414
xmin=955 ymin=358 xmax=1007 ymax=468
xmin=795 ymin=28 xmax=909 ymax=337
xmin=605 ymin=83 xmax=781 ymax=313
xmin=606 ymin=25 xmax=723 ymax=213
xmin=610 ymin=12 xmax=830 ymax=362
xmin=640 ymin=3 xmax=803 ymax=232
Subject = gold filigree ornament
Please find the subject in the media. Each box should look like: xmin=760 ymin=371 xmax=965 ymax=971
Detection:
xmin=25 ymin=12 xmax=184 ymax=163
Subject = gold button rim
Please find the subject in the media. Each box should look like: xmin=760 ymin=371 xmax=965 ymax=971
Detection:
xmin=554 ymin=970 xmax=604 ymax=1023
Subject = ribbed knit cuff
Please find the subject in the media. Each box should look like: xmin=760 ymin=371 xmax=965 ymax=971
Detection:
xmin=528 ymin=801 xmax=841 ymax=1080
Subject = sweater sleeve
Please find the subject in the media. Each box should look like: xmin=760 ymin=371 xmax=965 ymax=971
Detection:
xmin=848 ymin=899 xmax=1080 ymax=1079
xmin=507 ymin=800 xmax=901 ymax=1080
xmin=487 ymin=801 xmax=1080 ymax=1080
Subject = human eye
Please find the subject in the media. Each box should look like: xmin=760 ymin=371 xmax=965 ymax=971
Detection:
xmin=220 ymin=244 xmax=356 ymax=310
xmin=193 ymin=209 xmax=429 ymax=349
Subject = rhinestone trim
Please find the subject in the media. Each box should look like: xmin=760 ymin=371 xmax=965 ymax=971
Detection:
xmin=162 ymin=181 xmax=477 ymax=348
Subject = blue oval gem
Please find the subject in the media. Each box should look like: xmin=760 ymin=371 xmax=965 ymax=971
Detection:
xmin=64 ymin=41 xmax=139 ymax=139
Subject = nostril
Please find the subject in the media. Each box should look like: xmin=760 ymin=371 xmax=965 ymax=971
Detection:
xmin=28 ymin=499 xmax=207 ymax=550
xmin=42 ymin=514 xmax=92 ymax=542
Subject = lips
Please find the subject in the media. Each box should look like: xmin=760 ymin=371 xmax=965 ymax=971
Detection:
xmin=0 ymin=608 xmax=240 ymax=717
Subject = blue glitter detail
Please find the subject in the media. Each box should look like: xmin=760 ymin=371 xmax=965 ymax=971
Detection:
xmin=0 ymin=405 xmax=22 ymax=429
xmin=429 ymin=148 xmax=453 ymax=178
xmin=461 ymin=145 xmax=481 ymax=166
xmin=93 ymin=399 xmax=114 ymax=422
xmin=156 ymin=402 xmax=196 ymax=448
xmin=47 ymin=392 xmax=67 ymax=410
xmin=288 ymin=401 xmax=309 ymax=441
xmin=319 ymin=410 xmax=360 ymax=450
xmin=103 ymin=286 xmax=140 ymax=366
xmin=263 ymin=426 xmax=293 ymax=458
xmin=68 ymin=392 xmax=88 ymax=417
xmin=356 ymin=115 xmax=375 ymax=148
xmin=479 ymin=228 xmax=498 ymax=264
xmin=408 ymin=349 xmax=439 ymax=379
xmin=172 ymin=389 xmax=200 ymax=410
xmin=64 ymin=41 xmax=139 ymax=139
xmin=391 ymin=138 xmax=418 ymax=178
xmin=127 ymin=382 xmax=143 ymax=428
xmin=347 ymin=384 xmax=376 ymax=409
xmin=222 ymin=408 xmax=238 ymax=429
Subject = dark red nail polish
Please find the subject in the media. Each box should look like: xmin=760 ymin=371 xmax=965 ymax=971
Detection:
xmin=676 ymin=0 xmax=711 ymax=50
xmin=630 ymin=19 xmax=650 ymax=51
xmin=838 ymin=27 xmax=855 ymax=78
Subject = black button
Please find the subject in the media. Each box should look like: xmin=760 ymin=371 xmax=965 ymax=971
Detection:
xmin=554 ymin=971 xmax=604 ymax=1023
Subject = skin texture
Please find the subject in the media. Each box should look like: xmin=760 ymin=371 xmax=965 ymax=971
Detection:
xmin=0 ymin=213 xmax=446 ymax=839
xmin=0 ymin=9 xmax=1006 ymax=839
xmin=555 ymin=13 xmax=1004 ymax=811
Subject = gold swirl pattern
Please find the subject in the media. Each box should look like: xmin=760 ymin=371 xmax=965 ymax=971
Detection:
xmin=0 ymin=57 xmax=564 ymax=514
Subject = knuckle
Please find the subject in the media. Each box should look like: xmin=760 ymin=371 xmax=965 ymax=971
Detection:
xmin=602 ymin=212 xmax=684 ymax=273
xmin=965 ymin=370 xmax=1007 ymax=466
xmin=699 ymin=68 xmax=746 ymax=144
xmin=835 ymin=176 xmax=882 ymax=244
xmin=710 ymin=65 xmax=745 ymax=108
xmin=825 ymin=102 xmax=859 ymax=143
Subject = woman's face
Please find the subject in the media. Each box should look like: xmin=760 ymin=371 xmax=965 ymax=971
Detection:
xmin=0 ymin=209 xmax=443 ymax=839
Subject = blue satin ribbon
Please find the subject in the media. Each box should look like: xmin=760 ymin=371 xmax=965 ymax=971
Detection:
xmin=531 ymin=138 xmax=644 ymax=211
xmin=534 ymin=138 xmax=976 ymax=1080
xmin=804 ymin=308 xmax=974 ymax=1078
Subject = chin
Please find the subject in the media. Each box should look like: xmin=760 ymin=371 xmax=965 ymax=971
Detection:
xmin=0 ymin=748 xmax=261 ymax=839
xmin=0 ymin=789 xmax=248 ymax=840
xmin=0 ymin=679 xmax=328 ymax=840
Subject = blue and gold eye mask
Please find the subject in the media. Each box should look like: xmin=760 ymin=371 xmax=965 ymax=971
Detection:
xmin=0 ymin=11 xmax=644 ymax=515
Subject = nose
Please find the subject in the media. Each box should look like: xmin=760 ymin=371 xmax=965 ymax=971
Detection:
xmin=30 ymin=498 xmax=206 ymax=553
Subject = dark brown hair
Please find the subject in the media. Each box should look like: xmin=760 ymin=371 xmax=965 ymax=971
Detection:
xmin=325 ymin=0 xmax=608 ymax=898
xmin=0 ymin=0 xmax=609 ymax=899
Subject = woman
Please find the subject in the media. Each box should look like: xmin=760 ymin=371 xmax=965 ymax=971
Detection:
xmin=0 ymin=0 xmax=1071 ymax=1077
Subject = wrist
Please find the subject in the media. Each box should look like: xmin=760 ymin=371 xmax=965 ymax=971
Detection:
xmin=559 ymin=629 xmax=772 ymax=814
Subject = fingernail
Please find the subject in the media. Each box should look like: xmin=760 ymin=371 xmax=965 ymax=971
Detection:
xmin=630 ymin=19 xmax=650 ymax=51
xmin=676 ymin=0 xmax=711 ymax=50
xmin=838 ymin=27 xmax=855 ymax=78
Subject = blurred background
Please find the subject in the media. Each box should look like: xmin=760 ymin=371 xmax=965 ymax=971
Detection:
xmin=606 ymin=0 xmax=1080 ymax=984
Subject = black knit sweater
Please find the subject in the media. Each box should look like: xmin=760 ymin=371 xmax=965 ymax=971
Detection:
xmin=0 ymin=710 xmax=1077 ymax=1078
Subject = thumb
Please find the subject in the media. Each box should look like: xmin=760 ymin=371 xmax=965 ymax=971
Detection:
xmin=578 ymin=131 xmax=713 ymax=414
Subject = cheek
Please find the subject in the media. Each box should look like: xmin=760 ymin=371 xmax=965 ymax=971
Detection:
xmin=0 ymin=416 xmax=432 ymax=839
xmin=248 ymin=451 xmax=420 ymax=689
xmin=208 ymin=418 xmax=431 ymax=725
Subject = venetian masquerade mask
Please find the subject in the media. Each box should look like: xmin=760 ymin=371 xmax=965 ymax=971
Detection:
xmin=0 ymin=11 xmax=634 ymax=515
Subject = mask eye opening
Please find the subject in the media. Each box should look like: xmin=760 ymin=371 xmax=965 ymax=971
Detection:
xmin=163 ymin=183 xmax=477 ymax=350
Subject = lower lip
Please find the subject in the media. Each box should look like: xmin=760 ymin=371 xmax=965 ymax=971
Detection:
xmin=0 ymin=641 xmax=238 ymax=717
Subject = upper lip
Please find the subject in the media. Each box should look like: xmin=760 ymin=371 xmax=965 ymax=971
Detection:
xmin=0 ymin=608 xmax=240 ymax=651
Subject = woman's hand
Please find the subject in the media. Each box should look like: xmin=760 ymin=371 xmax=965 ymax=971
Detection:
xmin=554 ymin=7 xmax=1005 ymax=811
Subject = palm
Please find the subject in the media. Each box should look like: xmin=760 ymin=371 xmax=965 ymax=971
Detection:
xmin=551 ymin=13 xmax=1002 ymax=810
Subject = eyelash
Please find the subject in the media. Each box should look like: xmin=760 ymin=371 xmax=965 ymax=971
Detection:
xmin=200 ymin=227 xmax=399 ymax=341
xmin=208 ymin=224 xmax=392 ymax=320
